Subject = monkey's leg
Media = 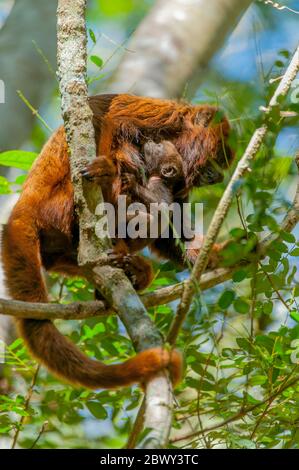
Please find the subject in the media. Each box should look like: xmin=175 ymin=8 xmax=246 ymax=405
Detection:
xmin=152 ymin=233 xmax=227 ymax=270
xmin=81 ymin=155 xmax=116 ymax=180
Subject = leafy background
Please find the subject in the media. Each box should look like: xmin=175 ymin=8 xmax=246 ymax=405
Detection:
xmin=0 ymin=0 xmax=299 ymax=449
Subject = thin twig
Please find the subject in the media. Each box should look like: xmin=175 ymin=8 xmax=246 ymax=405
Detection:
xmin=11 ymin=365 xmax=40 ymax=449
xmin=30 ymin=421 xmax=48 ymax=449
xmin=16 ymin=90 xmax=53 ymax=132
xmin=126 ymin=400 xmax=146 ymax=449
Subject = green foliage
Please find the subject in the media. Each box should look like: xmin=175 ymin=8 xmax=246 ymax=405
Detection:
xmin=0 ymin=176 xmax=12 ymax=195
xmin=0 ymin=150 xmax=37 ymax=171
xmin=96 ymin=0 xmax=147 ymax=18
xmin=0 ymin=9 xmax=299 ymax=449
xmin=173 ymin=324 xmax=299 ymax=449
xmin=90 ymin=55 xmax=103 ymax=68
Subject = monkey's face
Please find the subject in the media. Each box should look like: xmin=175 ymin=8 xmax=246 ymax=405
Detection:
xmin=176 ymin=106 xmax=234 ymax=189
xmin=143 ymin=140 xmax=184 ymax=186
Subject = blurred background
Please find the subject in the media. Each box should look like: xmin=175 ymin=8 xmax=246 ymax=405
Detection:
xmin=0 ymin=0 xmax=298 ymax=449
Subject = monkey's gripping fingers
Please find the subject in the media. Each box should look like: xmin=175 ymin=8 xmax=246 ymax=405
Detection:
xmin=81 ymin=156 xmax=117 ymax=180
xmin=121 ymin=172 xmax=136 ymax=192
xmin=184 ymin=234 xmax=229 ymax=270
xmin=106 ymin=251 xmax=154 ymax=291
xmin=185 ymin=233 xmax=258 ymax=269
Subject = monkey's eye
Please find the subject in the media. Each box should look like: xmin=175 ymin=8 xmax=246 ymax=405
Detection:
xmin=161 ymin=165 xmax=177 ymax=178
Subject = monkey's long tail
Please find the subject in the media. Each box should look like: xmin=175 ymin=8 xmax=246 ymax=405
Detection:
xmin=16 ymin=318 xmax=181 ymax=389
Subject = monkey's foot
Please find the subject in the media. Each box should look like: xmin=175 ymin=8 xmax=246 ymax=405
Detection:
xmin=107 ymin=251 xmax=154 ymax=291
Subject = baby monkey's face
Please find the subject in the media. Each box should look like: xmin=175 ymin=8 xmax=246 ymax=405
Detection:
xmin=143 ymin=140 xmax=184 ymax=185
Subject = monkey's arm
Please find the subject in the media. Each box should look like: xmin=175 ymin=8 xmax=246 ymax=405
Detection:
xmin=122 ymin=173 xmax=174 ymax=209
xmin=152 ymin=233 xmax=225 ymax=270
xmin=132 ymin=184 xmax=161 ymax=205
xmin=81 ymin=154 xmax=117 ymax=179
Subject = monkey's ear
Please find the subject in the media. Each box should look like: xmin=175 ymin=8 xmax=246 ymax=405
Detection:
xmin=194 ymin=107 xmax=217 ymax=127
xmin=194 ymin=107 xmax=228 ymax=128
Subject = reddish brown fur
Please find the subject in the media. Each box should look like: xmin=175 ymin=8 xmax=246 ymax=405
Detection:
xmin=87 ymin=140 xmax=185 ymax=257
xmin=1 ymin=94 xmax=233 ymax=390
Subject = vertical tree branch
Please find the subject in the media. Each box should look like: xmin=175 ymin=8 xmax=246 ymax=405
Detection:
xmin=57 ymin=0 xmax=110 ymax=264
xmin=56 ymin=0 xmax=174 ymax=449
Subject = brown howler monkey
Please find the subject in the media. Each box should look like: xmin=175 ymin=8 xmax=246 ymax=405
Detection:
xmin=1 ymin=93 xmax=233 ymax=390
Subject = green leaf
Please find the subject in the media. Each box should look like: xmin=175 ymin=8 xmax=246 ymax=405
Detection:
xmin=90 ymin=55 xmax=103 ymax=68
xmin=234 ymin=298 xmax=250 ymax=314
xmin=86 ymin=401 xmax=107 ymax=419
xmin=14 ymin=174 xmax=27 ymax=185
xmin=0 ymin=426 xmax=11 ymax=434
xmin=233 ymin=269 xmax=247 ymax=283
xmin=268 ymin=157 xmax=293 ymax=183
xmin=263 ymin=301 xmax=273 ymax=315
xmin=250 ymin=375 xmax=267 ymax=386
xmin=218 ymin=290 xmax=235 ymax=309
xmin=279 ymin=49 xmax=290 ymax=59
xmin=222 ymin=348 xmax=235 ymax=358
xmin=271 ymin=241 xmax=288 ymax=253
xmin=230 ymin=228 xmax=246 ymax=239
xmin=89 ymin=28 xmax=97 ymax=44
xmin=280 ymin=232 xmax=296 ymax=243
xmin=212 ymin=109 xmax=225 ymax=124
xmin=255 ymin=334 xmax=274 ymax=352
xmin=99 ymin=0 xmax=134 ymax=17
xmin=236 ymin=337 xmax=252 ymax=352
xmin=290 ymin=248 xmax=299 ymax=256
xmin=268 ymin=250 xmax=281 ymax=262
xmin=0 ymin=176 xmax=11 ymax=194
xmin=0 ymin=150 xmax=37 ymax=170
xmin=9 ymin=338 xmax=23 ymax=350
xmin=235 ymin=438 xmax=256 ymax=449
xmin=290 ymin=311 xmax=299 ymax=323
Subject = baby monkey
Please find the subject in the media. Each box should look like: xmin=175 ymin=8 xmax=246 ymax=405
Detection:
xmin=116 ymin=139 xmax=185 ymax=256
xmin=82 ymin=140 xmax=185 ymax=288
xmin=122 ymin=140 xmax=184 ymax=206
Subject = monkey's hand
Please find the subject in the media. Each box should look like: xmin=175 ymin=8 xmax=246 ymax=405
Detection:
xmin=185 ymin=236 xmax=228 ymax=270
xmin=121 ymin=172 xmax=137 ymax=192
xmin=185 ymin=233 xmax=257 ymax=270
xmin=81 ymin=156 xmax=117 ymax=181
